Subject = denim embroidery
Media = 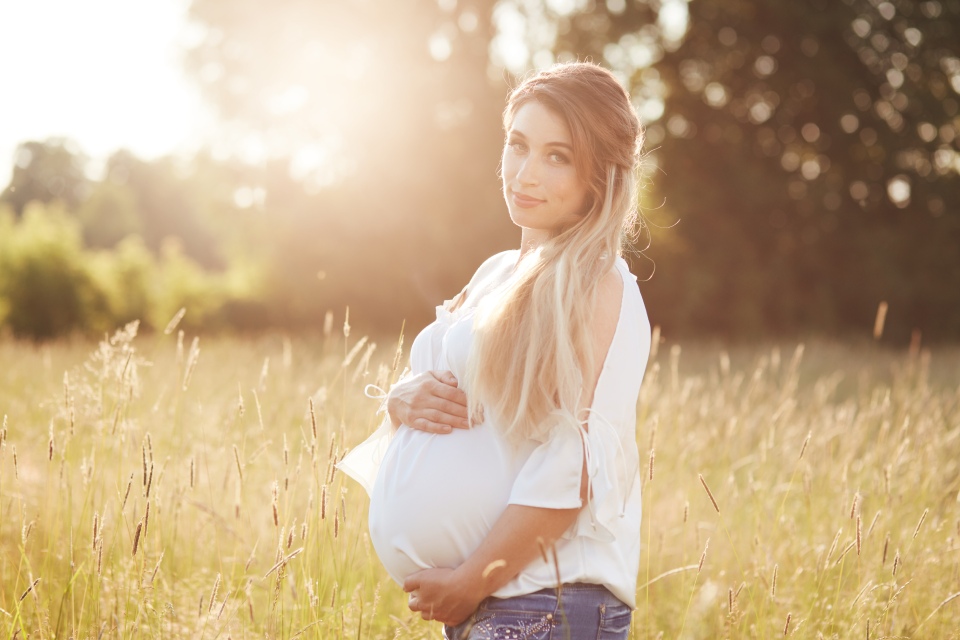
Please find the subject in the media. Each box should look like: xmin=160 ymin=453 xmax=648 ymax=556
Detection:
xmin=468 ymin=611 xmax=556 ymax=639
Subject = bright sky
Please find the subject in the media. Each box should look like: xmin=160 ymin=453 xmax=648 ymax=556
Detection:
xmin=0 ymin=0 xmax=209 ymax=185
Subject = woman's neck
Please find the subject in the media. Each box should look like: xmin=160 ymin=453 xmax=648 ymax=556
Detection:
xmin=518 ymin=228 xmax=550 ymax=260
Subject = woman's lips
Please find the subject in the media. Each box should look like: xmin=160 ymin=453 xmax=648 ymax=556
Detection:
xmin=511 ymin=191 xmax=545 ymax=208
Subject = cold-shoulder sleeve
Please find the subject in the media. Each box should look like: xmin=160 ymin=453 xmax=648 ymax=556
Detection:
xmin=508 ymin=262 xmax=649 ymax=542
xmin=507 ymin=411 xmax=640 ymax=543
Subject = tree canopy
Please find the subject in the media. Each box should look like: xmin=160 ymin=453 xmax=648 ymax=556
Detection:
xmin=2 ymin=0 xmax=958 ymax=340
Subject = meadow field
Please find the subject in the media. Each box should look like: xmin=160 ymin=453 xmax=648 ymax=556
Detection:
xmin=0 ymin=317 xmax=958 ymax=639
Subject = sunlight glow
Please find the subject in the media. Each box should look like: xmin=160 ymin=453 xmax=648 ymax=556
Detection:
xmin=0 ymin=0 xmax=209 ymax=184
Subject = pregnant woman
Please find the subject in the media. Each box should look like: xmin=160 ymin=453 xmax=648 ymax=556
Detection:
xmin=340 ymin=62 xmax=651 ymax=639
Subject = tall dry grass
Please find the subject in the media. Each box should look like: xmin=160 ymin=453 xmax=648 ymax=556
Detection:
xmin=0 ymin=319 xmax=958 ymax=639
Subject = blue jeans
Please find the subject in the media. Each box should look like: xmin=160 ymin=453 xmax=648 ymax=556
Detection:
xmin=443 ymin=583 xmax=632 ymax=640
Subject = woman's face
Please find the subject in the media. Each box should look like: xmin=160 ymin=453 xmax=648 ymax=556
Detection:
xmin=501 ymin=101 xmax=590 ymax=240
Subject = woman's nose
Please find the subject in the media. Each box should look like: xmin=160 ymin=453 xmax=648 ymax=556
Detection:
xmin=516 ymin=156 xmax=539 ymax=186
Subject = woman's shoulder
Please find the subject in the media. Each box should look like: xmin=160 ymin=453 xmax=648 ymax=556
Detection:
xmin=473 ymin=249 xmax=519 ymax=281
xmin=464 ymin=250 xmax=519 ymax=292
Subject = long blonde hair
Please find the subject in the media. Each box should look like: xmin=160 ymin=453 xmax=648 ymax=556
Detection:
xmin=466 ymin=62 xmax=644 ymax=443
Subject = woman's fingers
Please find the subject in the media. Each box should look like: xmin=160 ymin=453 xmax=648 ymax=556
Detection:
xmin=412 ymin=419 xmax=454 ymax=434
xmin=432 ymin=370 xmax=455 ymax=384
xmin=403 ymin=575 xmax=421 ymax=592
xmin=391 ymin=371 xmax=472 ymax=432
xmin=429 ymin=372 xmax=468 ymax=402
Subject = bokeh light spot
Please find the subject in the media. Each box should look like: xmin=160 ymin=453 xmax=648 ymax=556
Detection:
xmin=840 ymin=114 xmax=860 ymax=134
xmin=886 ymin=175 xmax=910 ymax=207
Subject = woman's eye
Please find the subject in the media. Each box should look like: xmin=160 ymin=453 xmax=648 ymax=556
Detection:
xmin=507 ymin=141 xmax=527 ymax=153
xmin=549 ymin=152 xmax=569 ymax=164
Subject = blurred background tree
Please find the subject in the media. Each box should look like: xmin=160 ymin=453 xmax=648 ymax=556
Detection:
xmin=533 ymin=0 xmax=960 ymax=339
xmin=1 ymin=0 xmax=958 ymax=341
xmin=1 ymin=139 xmax=91 ymax=215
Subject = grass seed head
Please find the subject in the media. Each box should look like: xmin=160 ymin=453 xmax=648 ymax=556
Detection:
xmin=233 ymin=445 xmax=244 ymax=484
xmin=856 ymin=515 xmax=862 ymax=556
xmin=699 ymin=474 xmax=720 ymax=513
xmin=144 ymin=500 xmax=151 ymax=540
xmin=913 ymin=508 xmax=928 ymax=540
xmin=151 ymin=551 xmax=164 ymax=584
xmin=122 ymin=472 xmax=133 ymax=510
xmin=163 ymin=307 xmax=186 ymax=335
xmin=209 ymin=573 xmax=221 ymax=613
xmin=482 ymin=559 xmax=507 ymax=579
xmin=145 ymin=463 xmax=154 ymax=498
xmin=253 ymin=389 xmax=264 ymax=430
xmin=797 ymin=431 xmax=811 ymax=461
xmin=19 ymin=578 xmax=40 ymax=603
xmin=867 ymin=510 xmax=881 ymax=537
xmin=92 ymin=512 xmax=99 ymax=550
xmin=391 ymin=327 xmax=405 ymax=373
xmin=132 ymin=521 xmax=143 ymax=556
xmin=873 ymin=301 xmax=888 ymax=340
xmin=258 ymin=357 xmax=269 ymax=390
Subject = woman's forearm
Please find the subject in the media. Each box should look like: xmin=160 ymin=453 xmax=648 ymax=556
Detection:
xmin=402 ymin=453 xmax=590 ymax=624
xmin=451 ymin=504 xmax=581 ymax=603
xmin=455 ymin=447 xmax=591 ymax=602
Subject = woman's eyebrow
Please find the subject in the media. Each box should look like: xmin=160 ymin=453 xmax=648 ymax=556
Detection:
xmin=507 ymin=129 xmax=573 ymax=150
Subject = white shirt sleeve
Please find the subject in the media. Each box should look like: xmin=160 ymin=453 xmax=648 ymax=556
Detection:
xmin=507 ymin=410 xmax=638 ymax=543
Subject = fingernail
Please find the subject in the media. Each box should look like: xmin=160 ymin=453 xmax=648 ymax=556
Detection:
xmin=441 ymin=426 xmax=452 ymax=433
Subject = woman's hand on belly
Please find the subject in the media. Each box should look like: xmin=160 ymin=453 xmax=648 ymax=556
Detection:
xmin=387 ymin=371 xmax=470 ymax=433
xmin=404 ymin=567 xmax=484 ymax=626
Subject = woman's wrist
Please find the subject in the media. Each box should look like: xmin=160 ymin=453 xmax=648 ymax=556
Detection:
xmin=450 ymin=564 xmax=489 ymax=609
xmin=385 ymin=394 xmax=402 ymax=428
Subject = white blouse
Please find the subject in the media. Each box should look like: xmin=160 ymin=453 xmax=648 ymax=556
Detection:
xmin=339 ymin=249 xmax=651 ymax=608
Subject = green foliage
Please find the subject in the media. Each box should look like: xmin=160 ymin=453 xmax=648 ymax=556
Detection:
xmin=3 ymin=1 xmax=960 ymax=339
xmin=542 ymin=0 xmax=960 ymax=339
xmin=0 ymin=203 xmax=111 ymax=338
xmin=0 ymin=138 xmax=90 ymax=214
xmin=0 ymin=202 xmax=260 ymax=339
xmin=177 ymin=0 xmax=960 ymax=341
xmin=77 ymin=179 xmax=141 ymax=248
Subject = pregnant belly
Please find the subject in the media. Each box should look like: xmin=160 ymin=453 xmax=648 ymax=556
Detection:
xmin=368 ymin=425 xmax=520 ymax=583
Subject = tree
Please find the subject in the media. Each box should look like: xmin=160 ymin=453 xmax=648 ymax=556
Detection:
xmin=182 ymin=0 xmax=515 ymax=330
xmin=525 ymin=0 xmax=960 ymax=339
xmin=1 ymin=139 xmax=90 ymax=215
